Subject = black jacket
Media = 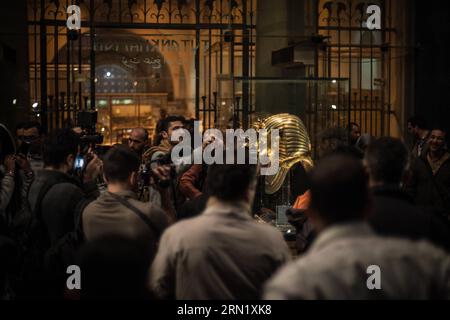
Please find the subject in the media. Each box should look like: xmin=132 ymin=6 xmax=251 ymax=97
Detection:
xmin=28 ymin=170 xmax=99 ymax=245
xmin=407 ymin=152 xmax=450 ymax=216
xmin=369 ymin=185 xmax=450 ymax=251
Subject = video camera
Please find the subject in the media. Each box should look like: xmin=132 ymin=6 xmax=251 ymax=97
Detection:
xmin=74 ymin=111 xmax=105 ymax=171
xmin=77 ymin=111 xmax=103 ymax=149
xmin=76 ymin=111 xmax=102 ymax=145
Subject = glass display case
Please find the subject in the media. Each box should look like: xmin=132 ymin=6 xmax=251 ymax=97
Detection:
xmin=216 ymin=77 xmax=350 ymax=154
xmin=95 ymin=93 xmax=168 ymax=145
xmin=216 ymin=77 xmax=350 ymax=213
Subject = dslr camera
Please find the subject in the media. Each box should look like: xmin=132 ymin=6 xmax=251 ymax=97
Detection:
xmin=140 ymin=153 xmax=176 ymax=189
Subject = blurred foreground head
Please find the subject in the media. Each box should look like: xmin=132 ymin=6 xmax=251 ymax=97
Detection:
xmin=316 ymin=127 xmax=351 ymax=159
xmin=308 ymin=155 xmax=369 ymax=231
xmin=206 ymin=161 xmax=258 ymax=205
xmin=364 ymin=137 xmax=409 ymax=187
xmin=43 ymin=129 xmax=80 ymax=170
xmin=103 ymin=144 xmax=140 ymax=189
xmin=77 ymin=236 xmax=153 ymax=300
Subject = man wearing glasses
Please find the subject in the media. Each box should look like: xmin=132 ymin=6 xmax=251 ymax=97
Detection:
xmin=19 ymin=121 xmax=44 ymax=173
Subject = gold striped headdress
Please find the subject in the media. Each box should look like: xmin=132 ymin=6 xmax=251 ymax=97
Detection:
xmin=254 ymin=113 xmax=313 ymax=195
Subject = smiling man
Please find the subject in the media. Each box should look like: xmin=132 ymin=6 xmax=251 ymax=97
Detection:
xmin=407 ymin=126 xmax=450 ymax=217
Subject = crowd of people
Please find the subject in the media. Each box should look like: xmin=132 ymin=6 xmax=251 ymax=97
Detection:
xmin=0 ymin=114 xmax=449 ymax=300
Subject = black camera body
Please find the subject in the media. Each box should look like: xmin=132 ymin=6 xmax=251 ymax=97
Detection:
xmin=79 ymin=134 xmax=104 ymax=156
xmin=140 ymin=153 xmax=176 ymax=189
xmin=77 ymin=110 xmax=103 ymax=153
xmin=16 ymin=141 xmax=30 ymax=156
xmin=80 ymin=134 xmax=103 ymax=145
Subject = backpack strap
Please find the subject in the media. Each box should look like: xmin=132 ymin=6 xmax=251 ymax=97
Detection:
xmin=107 ymin=192 xmax=161 ymax=239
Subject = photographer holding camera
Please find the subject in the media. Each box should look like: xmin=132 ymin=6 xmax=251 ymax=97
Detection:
xmin=0 ymin=124 xmax=34 ymax=240
xmin=143 ymin=116 xmax=186 ymax=212
xmin=27 ymin=129 xmax=102 ymax=248
xmin=83 ymin=145 xmax=175 ymax=258
xmin=19 ymin=122 xmax=45 ymax=173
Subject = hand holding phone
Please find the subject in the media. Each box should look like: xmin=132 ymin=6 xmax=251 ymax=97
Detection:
xmin=15 ymin=154 xmax=31 ymax=173
xmin=83 ymin=154 xmax=103 ymax=183
xmin=74 ymin=155 xmax=85 ymax=170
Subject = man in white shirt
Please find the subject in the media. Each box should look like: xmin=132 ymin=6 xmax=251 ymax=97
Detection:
xmin=264 ymin=155 xmax=450 ymax=300
xmin=150 ymin=161 xmax=291 ymax=300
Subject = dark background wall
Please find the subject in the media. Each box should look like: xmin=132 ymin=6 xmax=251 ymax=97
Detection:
xmin=0 ymin=2 xmax=30 ymax=132
xmin=414 ymin=0 xmax=450 ymax=131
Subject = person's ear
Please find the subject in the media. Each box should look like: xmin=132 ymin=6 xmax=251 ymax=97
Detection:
xmin=161 ymin=131 xmax=169 ymax=140
xmin=362 ymin=158 xmax=371 ymax=177
xmin=305 ymin=207 xmax=325 ymax=232
xmin=67 ymin=154 xmax=75 ymax=168
xmin=130 ymin=171 xmax=138 ymax=186
xmin=244 ymin=179 xmax=257 ymax=204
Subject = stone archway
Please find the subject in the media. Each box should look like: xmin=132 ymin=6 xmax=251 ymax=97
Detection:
xmin=53 ymin=30 xmax=175 ymax=99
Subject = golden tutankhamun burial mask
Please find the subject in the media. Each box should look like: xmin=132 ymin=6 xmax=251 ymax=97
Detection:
xmin=254 ymin=113 xmax=313 ymax=195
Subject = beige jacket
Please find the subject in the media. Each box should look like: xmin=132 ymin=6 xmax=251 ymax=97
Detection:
xmin=150 ymin=199 xmax=291 ymax=300
xmin=82 ymin=190 xmax=169 ymax=254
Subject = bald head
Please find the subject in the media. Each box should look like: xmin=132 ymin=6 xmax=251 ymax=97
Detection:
xmin=128 ymin=128 xmax=148 ymax=155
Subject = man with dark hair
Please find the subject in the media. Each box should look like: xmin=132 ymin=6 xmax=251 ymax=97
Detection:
xmin=1 ymin=122 xmax=34 ymax=241
xmin=407 ymin=127 xmax=450 ymax=217
xmin=28 ymin=129 xmax=102 ymax=246
xmin=365 ymin=137 xmax=450 ymax=251
xmin=20 ymin=129 xmax=103 ymax=298
xmin=316 ymin=127 xmax=361 ymax=159
xmin=146 ymin=115 xmax=185 ymax=160
xmin=144 ymin=115 xmax=186 ymax=209
xmin=22 ymin=121 xmax=45 ymax=172
xmin=82 ymin=145 xmax=172 ymax=255
xmin=408 ymin=116 xmax=428 ymax=135
xmin=308 ymin=156 xmax=369 ymax=226
xmin=365 ymin=137 xmax=409 ymax=185
xmin=264 ymin=155 xmax=450 ymax=300
xmin=291 ymin=127 xmax=360 ymax=252
xmin=408 ymin=116 xmax=430 ymax=157
xmin=14 ymin=122 xmax=27 ymax=149
xmin=151 ymin=162 xmax=291 ymax=299
xmin=348 ymin=122 xmax=361 ymax=146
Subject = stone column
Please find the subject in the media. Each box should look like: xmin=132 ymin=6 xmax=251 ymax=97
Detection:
xmin=255 ymin=0 xmax=317 ymax=118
